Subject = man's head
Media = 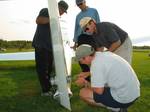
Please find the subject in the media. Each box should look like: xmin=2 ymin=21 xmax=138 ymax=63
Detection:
xmin=76 ymin=44 xmax=95 ymax=64
xmin=80 ymin=17 xmax=96 ymax=34
xmin=58 ymin=0 xmax=69 ymax=15
xmin=76 ymin=0 xmax=86 ymax=10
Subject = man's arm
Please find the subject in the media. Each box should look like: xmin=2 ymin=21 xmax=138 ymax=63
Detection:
xmin=75 ymin=77 xmax=90 ymax=87
xmin=36 ymin=16 xmax=49 ymax=25
xmin=92 ymin=87 xmax=104 ymax=95
xmin=108 ymin=40 xmax=121 ymax=52
xmin=78 ymin=72 xmax=90 ymax=78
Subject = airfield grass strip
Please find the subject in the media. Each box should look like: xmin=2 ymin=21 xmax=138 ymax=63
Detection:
xmin=0 ymin=50 xmax=150 ymax=112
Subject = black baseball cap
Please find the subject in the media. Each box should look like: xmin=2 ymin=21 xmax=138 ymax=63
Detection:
xmin=58 ymin=0 xmax=69 ymax=13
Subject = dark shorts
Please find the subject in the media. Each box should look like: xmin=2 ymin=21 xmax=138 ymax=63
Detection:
xmin=93 ymin=87 xmax=136 ymax=108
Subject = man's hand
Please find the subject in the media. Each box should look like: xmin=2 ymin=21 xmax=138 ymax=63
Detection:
xmin=70 ymin=42 xmax=78 ymax=51
xmin=78 ymin=72 xmax=90 ymax=78
xmin=75 ymin=77 xmax=89 ymax=87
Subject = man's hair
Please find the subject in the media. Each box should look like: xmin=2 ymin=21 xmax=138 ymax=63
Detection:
xmin=58 ymin=0 xmax=69 ymax=13
xmin=77 ymin=34 xmax=97 ymax=50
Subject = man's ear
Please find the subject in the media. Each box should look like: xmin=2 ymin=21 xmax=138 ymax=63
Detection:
xmin=91 ymin=47 xmax=95 ymax=53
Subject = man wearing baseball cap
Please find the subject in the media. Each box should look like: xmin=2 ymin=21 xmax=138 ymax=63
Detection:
xmin=32 ymin=1 xmax=68 ymax=96
xmin=72 ymin=0 xmax=100 ymax=50
xmin=58 ymin=0 xmax=68 ymax=14
xmin=79 ymin=17 xmax=133 ymax=64
xmin=75 ymin=44 xmax=140 ymax=112
xmin=71 ymin=0 xmax=100 ymax=86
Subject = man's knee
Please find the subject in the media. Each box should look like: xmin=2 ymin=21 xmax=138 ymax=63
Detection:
xmin=79 ymin=88 xmax=92 ymax=100
xmin=79 ymin=88 xmax=105 ymax=107
xmin=79 ymin=88 xmax=85 ymax=99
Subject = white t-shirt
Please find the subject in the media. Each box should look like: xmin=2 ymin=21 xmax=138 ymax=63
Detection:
xmin=91 ymin=52 xmax=140 ymax=103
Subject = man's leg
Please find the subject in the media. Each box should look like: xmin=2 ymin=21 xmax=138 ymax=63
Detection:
xmin=47 ymin=50 xmax=54 ymax=88
xmin=79 ymin=88 xmax=121 ymax=112
xmin=79 ymin=88 xmax=105 ymax=107
xmin=80 ymin=87 xmax=134 ymax=112
xmin=35 ymin=48 xmax=51 ymax=93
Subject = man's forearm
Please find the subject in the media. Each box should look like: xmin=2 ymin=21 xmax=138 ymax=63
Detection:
xmin=36 ymin=17 xmax=49 ymax=24
xmin=109 ymin=40 xmax=121 ymax=52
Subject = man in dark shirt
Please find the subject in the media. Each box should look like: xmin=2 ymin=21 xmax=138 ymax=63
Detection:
xmin=79 ymin=17 xmax=132 ymax=64
xmin=32 ymin=1 xmax=68 ymax=96
xmin=76 ymin=18 xmax=133 ymax=103
xmin=76 ymin=34 xmax=97 ymax=82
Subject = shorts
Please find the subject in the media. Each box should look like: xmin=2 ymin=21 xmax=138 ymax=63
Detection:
xmin=93 ymin=87 xmax=136 ymax=108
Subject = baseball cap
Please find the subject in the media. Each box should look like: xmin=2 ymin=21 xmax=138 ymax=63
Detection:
xmin=58 ymin=1 xmax=69 ymax=13
xmin=80 ymin=17 xmax=95 ymax=29
xmin=76 ymin=0 xmax=85 ymax=5
xmin=75 ymin=44 xmax=95 ymax=61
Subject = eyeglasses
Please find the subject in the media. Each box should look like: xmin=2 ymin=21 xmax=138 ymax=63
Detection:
xmin=77 ymin=3 xmax=83 ymax=6
xmin=84 ymin=20 xmax=94 ymax=32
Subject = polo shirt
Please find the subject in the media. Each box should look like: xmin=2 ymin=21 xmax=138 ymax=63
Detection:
xmin=91 ymin=52 xmax=140 ymax=103
xmin=94 ymin=22 xmax=128 ymax=49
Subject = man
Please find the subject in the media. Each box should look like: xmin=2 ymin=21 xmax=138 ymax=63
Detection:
xmin=72 ymin=0 xmax=100 ymax=50
xmin=80 ymin=17 xmax=132 ymax=64
xmin=32 ymin=1 xmax=68 ymax=96
xmin=72 ymin=0 xmax=100 ymax=79
xmin=76 ymin=34 xmax=98 ymax=82
xmin=75 ymin=44 xmax=140 ymax=112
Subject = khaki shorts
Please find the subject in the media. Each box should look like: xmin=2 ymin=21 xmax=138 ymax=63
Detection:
xmin=114 ymin=37 xmax=132 ymax=64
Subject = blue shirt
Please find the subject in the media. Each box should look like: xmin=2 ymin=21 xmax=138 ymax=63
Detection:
xmin=73 ymin=7 xmax=100 ymax=42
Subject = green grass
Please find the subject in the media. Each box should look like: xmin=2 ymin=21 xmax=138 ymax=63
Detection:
xmin=0 ymin=50 xmax=150 ymax=112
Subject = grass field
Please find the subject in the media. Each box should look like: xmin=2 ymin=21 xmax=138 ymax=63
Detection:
xmin=0 ymin=50 xmax=150 ymax=112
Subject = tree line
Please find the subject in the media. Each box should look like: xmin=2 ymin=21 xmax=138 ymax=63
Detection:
xmin=0 ymin=39 xmax=32 ymax=50
xmin=133 ymin=46 xmax=150 ymax=49
xmin=0 ymin=39 xmax=150 ymax=50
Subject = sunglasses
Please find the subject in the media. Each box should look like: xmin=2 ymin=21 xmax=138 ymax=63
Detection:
xmin=84 ymin=27 xmax=89 ymax=32
xmin=84 ymin=19 xmax=94 ymax=32
xmin=77 ymin=3 xmax=83 ymax=6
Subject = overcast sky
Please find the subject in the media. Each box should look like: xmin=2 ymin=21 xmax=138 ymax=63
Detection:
xmin=0 ymin=0 xmax=150 ymax=46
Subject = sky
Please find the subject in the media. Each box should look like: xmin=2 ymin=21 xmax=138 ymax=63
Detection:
xmin=0 ymin=0 xmax=150 ymax=46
